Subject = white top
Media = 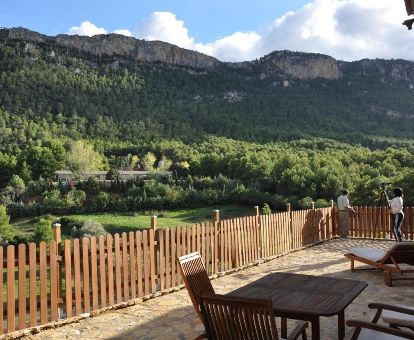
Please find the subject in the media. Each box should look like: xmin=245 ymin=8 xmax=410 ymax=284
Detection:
xmin=337 ymin=194 xmax=351 ymax=211
xmin=388 ymin=196 xmax=403 ymax=214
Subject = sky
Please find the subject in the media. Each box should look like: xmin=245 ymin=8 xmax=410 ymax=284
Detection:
xmin=1 ymin=0 xmax=413 ymax=62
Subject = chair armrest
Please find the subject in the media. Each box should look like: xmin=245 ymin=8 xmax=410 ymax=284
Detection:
xmin=368 ymin=303 xmax=414 ymax=316
xmin=347 ymin=320 xmax=414 ymax=339
xmin=287 ymin=321 xmax=308 ymax=340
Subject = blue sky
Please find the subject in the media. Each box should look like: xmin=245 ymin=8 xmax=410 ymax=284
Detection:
xmin=1 ymin=0 xmax=413 ymax=62
xmin=1 ymin=0 xmax=310 ymax=40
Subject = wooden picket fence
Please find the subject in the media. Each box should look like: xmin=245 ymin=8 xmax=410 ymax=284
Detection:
xmin=2 ymin=204 xmax=408 ymax=336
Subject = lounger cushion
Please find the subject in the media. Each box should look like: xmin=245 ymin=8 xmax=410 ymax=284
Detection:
xmin=349 ymin=247 xmax=388 ymax=262
xmin=357 ymin=328 xmax=406 ymax=340
xmin=382 ymin=305 xmax=414 ymax=327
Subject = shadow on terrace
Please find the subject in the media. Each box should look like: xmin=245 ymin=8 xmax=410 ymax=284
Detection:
xmin=85 ymin=239 xmax=414 ymax=340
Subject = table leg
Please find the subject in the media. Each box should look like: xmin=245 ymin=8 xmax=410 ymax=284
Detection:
xmin=281 ymin=317 xmax=287 ymax=338
xmin=311 ymin=317 xmax=321 ymax=340
xmin=338 ymin=311 xmax=345 ymax=339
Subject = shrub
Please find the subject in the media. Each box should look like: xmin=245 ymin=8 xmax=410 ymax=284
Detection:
xmin=0 ymin=205 xmax=13 ymax=243
xmin=71 ymin=220 xmax=108 ymax=238
xmin=262 ymin=203 xmax=272 ymax=215
xmin=92 ymin=192 xmax=112 ymax=211
xmin=33 ymin=218 xmax=53 ymax=243
xmin=66 ymin=189 xmax=86 ymax=207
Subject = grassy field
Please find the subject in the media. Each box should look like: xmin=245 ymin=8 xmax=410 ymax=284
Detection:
xmin=11 ymin=204 xmax=254 ymax=237
xmin=65 ymin=204 xmax=253 ymax=234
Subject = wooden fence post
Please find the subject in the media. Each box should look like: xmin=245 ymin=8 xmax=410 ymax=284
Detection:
xmin=151 ymin=216 xmax=157 ymax=231
xmin=212 ymin=210 xmax=220 ymax=273
xmin=52 ymin=222 xmax=63 ymax=319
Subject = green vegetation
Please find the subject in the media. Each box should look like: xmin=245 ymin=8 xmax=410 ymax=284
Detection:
xmin=1 ymin=33 xmax=414 ymax=243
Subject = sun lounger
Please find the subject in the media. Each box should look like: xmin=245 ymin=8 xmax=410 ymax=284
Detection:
xmin=344 ymin=242 xmax=414 ymax=286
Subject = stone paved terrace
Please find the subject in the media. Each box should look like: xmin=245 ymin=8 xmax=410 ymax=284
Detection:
xmin=25 ymin=239 xmax=414 ymax=340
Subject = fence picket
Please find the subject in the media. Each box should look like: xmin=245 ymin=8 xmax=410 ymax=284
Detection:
xmin=29 ymin=243 xmax=36 ymax=327
xmin=99 ymin=236 xmax=107 ymax=308
xmin=64 ymin=240 xmax=72 ymax=319
xmin=90 ymin=237 xmax=98 ymax=310
xmin=107 ymin=235 xmax=114 ymax=306
xmin=18 ymin=244 xmax=26 ymax=330
xmin=73 ymin=239 xmax=82 ymax=315
xmin=82 ymin=238 xmax=90 ymax=312
xmin=129 ymin=232 xmax=136 ymax=299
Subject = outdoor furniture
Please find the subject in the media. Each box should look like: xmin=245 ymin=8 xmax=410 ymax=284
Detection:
xmin=226 ymin=272 xmax=367 ymax=340
xmin=369 ymin=303 xmax=414 ymax=331
xmin=347 ymin=319 xmax=414 ymax=339
xmin=178 ymin=252 xmax=215 ymax=328
xmin=344 ymin=242 xmax=414 ymax=286
xmin=199 ymin=293 xmax=308 ymax=340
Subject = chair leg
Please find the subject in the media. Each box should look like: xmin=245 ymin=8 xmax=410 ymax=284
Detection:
xmin=301 ymin=329 xmax=307 ymax=340
xmin=384 ymin=272 xmax=392 ymax=287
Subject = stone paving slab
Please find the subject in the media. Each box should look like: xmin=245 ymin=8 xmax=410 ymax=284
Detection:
xmin=26 ymin=239 xmax=414 ymax=339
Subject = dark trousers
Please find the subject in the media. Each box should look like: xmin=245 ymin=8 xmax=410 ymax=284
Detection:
xmin=391 ymin=212 xmax=404 ymax=242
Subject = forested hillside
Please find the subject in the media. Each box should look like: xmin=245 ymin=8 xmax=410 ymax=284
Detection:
xmin=1 ymin=27 xmax=414 ymax=234
xmin=1 ymin=28 xmax=414 ymax=145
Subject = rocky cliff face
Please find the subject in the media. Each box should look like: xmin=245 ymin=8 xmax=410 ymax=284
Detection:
xmin=254 ymin=51 xmax=342 ymax=80
xmin=2 ymin=27 xmax=220 ymax=70
xmin=2 ymin=27 xmax=414 ymax=83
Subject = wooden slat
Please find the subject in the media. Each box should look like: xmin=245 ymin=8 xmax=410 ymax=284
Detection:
xmin=90 ymin=237 xmax=98 ymax=310
xmin=82 ymin=238 xmax=90 ymax=312
xmin=122 ymin=233 xmax=129 ymax=301
xmin=73 ymin=239 xmax=82 ymax=315
xmin=18 ymin=244 xmax=26 ymax=330
xmin=149 ymin=229 xmax=156 ymax=293
xmin=165 ymin=229 xmax=170 ymax=289
xmin=159 ymin=229 xmax=165 ymax=291
xmin=143 ymin=230 xmax=149 ymax=295
xmin=136 ymin=232 xmax=143 ymax=297
xmin=39 ymin=242 xmax=47 ymax=325
xmin=99 ymin=236 xmax=107 ymax=307
xmin=29 ymin=243 xmax=37 ymax=327
xmin=64 ymin=240 xmax=72 ymax=319
xmin=49 ymin=241 xmax=58 ymax=322
xmin=129 ymin=232 xmax=136 ymax=299
xmin=107 ymin=235 xmax=114 ymax=306
xmin=114 ymin=234 xmax=122 ymax=303
xmin=176 ymin=227 xmax=182 ymax=284
xmin=171 ymin=228 xmax=176 ymax=288
xmin=7 ymin=245 xmax=15 ymax=332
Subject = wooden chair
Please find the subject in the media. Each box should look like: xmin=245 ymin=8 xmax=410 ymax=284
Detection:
xmin=178 ymin=252 xmax=215 ymax=327
xmin=199 ymin=293 xmax=307 ymax=340
xmin=344 ymin=242 xmax=414 ymax=286
xmin=369 ymin=303 xmax=414 ymax=332
xmin=347 ymin=320 xmax=414 ymax=339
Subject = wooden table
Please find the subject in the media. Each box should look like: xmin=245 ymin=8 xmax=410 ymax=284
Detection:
xmin=226 ymin=272 xmax=367 ymax=340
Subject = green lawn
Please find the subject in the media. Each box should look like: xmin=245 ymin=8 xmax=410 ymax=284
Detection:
xmin=64 ymin=204 xmax=253 ymax=234
xmin=11 ymin=204 xmax=254 ymax=237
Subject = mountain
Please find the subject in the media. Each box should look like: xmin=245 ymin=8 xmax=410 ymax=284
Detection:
xmin=1 ymin=27 xmax=414 ymax=146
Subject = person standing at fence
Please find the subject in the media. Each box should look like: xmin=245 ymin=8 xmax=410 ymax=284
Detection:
xmin=337 ymin=189 xmax=355 ymax=239
xmin=386 ymin=187 xmax=404 ymax=242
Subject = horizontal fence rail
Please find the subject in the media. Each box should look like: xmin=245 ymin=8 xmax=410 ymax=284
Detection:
xmin=2 ymin=205 xmax=408 ymax=335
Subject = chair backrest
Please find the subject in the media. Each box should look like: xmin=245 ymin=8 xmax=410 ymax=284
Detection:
xmin=200 ymin=293 xmax=279 ymax=340
xmin=383 ymin=241 xmax=414 ymax=265
xmin=178 ymin=252 xmax=215 ymax=324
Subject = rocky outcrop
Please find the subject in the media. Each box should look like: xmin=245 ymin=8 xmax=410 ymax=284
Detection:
xmin=253 ymin=51 xmax=342 ymax=80
xmin=2 ymin=27 xmax=219 ymax=70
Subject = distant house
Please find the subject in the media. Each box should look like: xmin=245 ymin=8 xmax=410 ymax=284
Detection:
xmin=55 ymin=170 xmax=172 ymax=182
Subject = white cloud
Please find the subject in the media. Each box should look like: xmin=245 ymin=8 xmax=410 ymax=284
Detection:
xmin=112 ymin=29 xmax=133 ymax=37
xmin=65 ymin=1 xmax=414 ymax=61
xmin=136 ymin=12 xmax=194 ymax=48
xmin=67 ymin=21 xmax=107 ymax=36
